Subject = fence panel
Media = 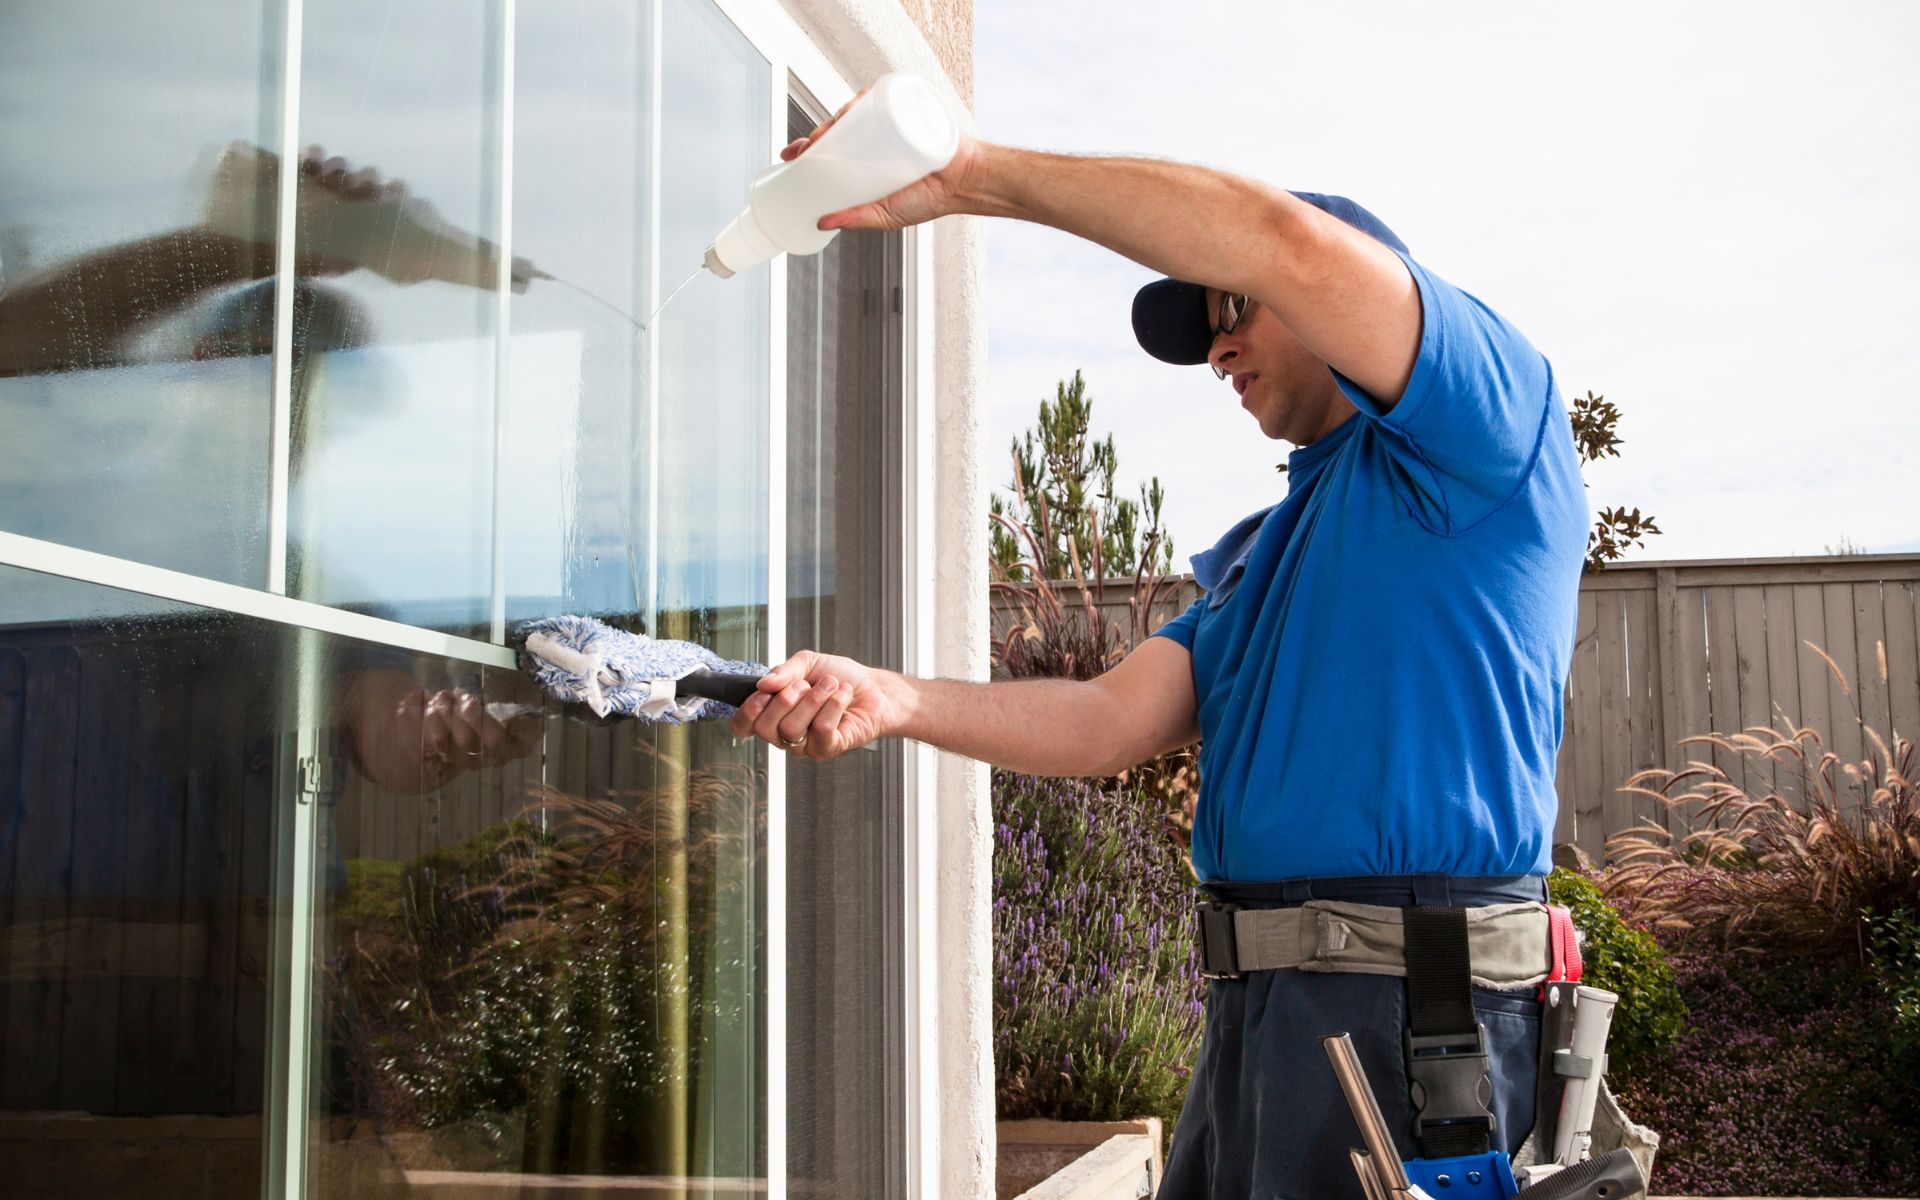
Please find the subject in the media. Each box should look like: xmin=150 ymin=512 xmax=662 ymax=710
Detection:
xmin=1543 ymin=557 xmax=1920 ymax=859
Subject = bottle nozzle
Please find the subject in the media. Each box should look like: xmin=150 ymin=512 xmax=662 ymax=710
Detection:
xmin=702 ymin=245 xmax=735 ymax=279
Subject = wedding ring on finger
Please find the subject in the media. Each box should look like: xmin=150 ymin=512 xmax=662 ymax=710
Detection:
xmin=779 ymin=731 xmax=808 ymax=751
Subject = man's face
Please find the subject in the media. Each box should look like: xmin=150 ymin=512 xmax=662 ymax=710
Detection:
xmin=1202 ymin=289 xmax=1355 ymax=446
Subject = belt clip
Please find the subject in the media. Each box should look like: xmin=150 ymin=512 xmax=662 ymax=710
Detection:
xmin=1197 ymin=900 xmax=1242 ymax=979
xmin=1405 ymin=1022 xmax=1496 ymax=1142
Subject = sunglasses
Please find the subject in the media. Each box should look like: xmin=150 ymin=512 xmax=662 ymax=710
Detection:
xmin=1210 ymin=292 xmax=1251 ymax=380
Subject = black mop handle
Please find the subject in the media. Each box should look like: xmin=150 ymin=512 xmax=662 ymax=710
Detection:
xmin=677 ymin=669 xmax=768 ymax=708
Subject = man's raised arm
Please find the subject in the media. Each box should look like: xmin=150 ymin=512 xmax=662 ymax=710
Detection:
xmin=783 ymin=98 xmax=1423 ymax=409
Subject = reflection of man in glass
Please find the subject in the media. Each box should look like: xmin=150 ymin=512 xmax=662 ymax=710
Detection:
xmin=0 ymin=141 xmax=538 ymax=792
xmin=1 ymin=141 xmax=529 ymax=373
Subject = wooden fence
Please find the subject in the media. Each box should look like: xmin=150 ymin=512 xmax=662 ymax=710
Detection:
xmin=1557 ymin=554 xmax=1920 ymax=864
xmin=991 ymin=556 xmax=1920 ymax=865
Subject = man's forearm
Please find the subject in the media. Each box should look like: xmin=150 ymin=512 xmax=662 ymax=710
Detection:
xmin=876 ymin=670 xmax=1134 ymax=777
xmin=0 ymin=230 xmax=275 ymax=377
xmin=954 ymin=144 xmax=1309 ymax=306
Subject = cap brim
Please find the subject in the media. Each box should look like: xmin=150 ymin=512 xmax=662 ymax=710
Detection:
xmin=1131 ymin=278 xmax=1213 ymax=366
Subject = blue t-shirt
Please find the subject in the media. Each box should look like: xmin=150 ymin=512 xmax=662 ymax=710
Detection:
xmin=1152 ymin=252 xmax=1587 ymax=883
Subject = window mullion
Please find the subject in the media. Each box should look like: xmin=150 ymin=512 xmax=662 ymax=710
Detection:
xmin=265 ymin=0 xmax=305 ymax=597
xmin=488 ymin=0 xmax=516 ymax=644
xmin=764 ymin=61 xmax=791 ymax=1200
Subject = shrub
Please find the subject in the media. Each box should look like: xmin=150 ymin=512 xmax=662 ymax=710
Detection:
xmin=1613 ymin=941 xmax=1920 ymax=1194
xmin=1865 ymin=904 xmax=1920 ymax=1074
xmin=993 ymin=771 xmax=1204 ymax=1132
xmin=1599 ymin=652 xmax=1920 ymax=1192
xmin=1547 ymin=867 xmax=1684 ymax=1082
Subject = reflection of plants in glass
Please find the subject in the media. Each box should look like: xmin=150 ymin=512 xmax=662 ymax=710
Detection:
xmin=331 ymin=758 xmax=763 ymax=1176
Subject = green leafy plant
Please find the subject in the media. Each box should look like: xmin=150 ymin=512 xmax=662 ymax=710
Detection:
xmin=1547 ymin=867 xmax=1685 ymax=1082
xmin=990 ymin=369 xmax=1173 ymax=585
xmin=1865 ymin=904 xmax=1920 ymax=1073
xmin=1569 ymin=390 xmax=1661 ymax=573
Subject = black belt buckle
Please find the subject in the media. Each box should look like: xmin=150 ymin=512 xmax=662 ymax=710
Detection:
xmin=1405 ymin=1023 xmax=1496 ymax=1141
xmin=1197 ymin=900 xmax=1242 ymax=979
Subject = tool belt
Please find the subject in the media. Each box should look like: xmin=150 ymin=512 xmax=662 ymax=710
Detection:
xmin=1197 ymin=898 xmax=1553 ymax=989
xmin=1197 ymin=890 xmax=1580 ymax=1161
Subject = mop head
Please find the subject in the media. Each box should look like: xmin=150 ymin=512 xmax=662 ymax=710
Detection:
xmin=514 ymin=614 xmax=766 ymax=723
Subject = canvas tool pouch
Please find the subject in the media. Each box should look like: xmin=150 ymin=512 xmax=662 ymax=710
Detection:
xmin=1512 ymin=1083 xmax=1661 ymax=1196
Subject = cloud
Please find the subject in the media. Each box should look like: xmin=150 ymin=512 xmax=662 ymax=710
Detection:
xmin=977 ymin=0 xmax=1920 ymax=563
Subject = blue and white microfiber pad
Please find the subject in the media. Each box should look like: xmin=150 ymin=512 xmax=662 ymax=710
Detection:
xmin=515 ymin=614 xmax=767 ymax=723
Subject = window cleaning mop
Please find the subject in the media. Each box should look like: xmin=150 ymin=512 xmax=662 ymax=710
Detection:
xmin=516 ymin=74 xmax=959 ymax=724
xmin=515 ymin=615 xmax=767 ymax=723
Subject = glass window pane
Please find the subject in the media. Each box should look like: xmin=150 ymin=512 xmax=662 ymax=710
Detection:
xmin=502 ymin=3 xmax=654 ymax=624
xmin=0 ymin=554 xmax=768 ymax=1197
xmin=0 ymin=2 xmax=284 ymax=587
xmin=783 ymin=100 xmax=909 ymax=1197
xmin=286 ymin=0 xmax=507 ymax=637
xmin=291 ymin=0 xmax=773 ymax=1189
xmin=653 ymin=0 xmax=771 ymax=649
xmin=306 ymin=646 xmax=767 ymax=1194
xmin=0 ymin=566 xmax=294 ymax=1198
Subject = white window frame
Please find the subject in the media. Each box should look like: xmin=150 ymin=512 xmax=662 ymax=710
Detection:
xmin=0 ymin=0 xmax=938 ymax=1195
xmin=701 ymin=5 xmax=939 ymax=1196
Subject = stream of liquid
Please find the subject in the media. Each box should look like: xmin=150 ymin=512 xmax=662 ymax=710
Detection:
xmin=544 ymin=265 xmax=705 ymax=334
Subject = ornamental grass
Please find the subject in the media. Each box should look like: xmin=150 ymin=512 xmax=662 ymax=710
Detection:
xmin=1605 ymin=647 xmax=1918 ymax=960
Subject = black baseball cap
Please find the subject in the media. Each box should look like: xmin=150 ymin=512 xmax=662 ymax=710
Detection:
xmin=1130 ymin=191 xmax=1411 ymax=366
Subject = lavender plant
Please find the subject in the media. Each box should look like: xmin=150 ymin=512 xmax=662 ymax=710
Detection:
xmin=994 ymin=771 xmax=1204 ymax=1131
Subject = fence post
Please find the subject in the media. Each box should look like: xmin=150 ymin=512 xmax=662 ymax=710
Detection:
xmin=1655 ymin=569 xmax=1680 ymax=771
xmin=1654 ymin=568 xmax=1685 ymax=840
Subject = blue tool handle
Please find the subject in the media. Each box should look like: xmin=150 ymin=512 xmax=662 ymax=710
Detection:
xmin=1405 ymin=1152 xmax=1518 ymax=1200
xmin=1514 ymin=1149 xmax=1645 ymax=1200
xmin=678 ymin=669 xmax=767 ymax=708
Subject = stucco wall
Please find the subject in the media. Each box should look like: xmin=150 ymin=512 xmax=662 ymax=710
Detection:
xmin=896 ymin=0 xmax=973 ymax=105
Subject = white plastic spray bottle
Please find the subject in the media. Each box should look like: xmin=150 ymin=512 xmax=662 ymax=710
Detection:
xmin=702 ymin=72 xmax=961 ymax=278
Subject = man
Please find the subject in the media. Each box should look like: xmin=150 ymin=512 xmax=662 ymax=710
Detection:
xmin=732 ymin=95 xmax=1588 ymax=1198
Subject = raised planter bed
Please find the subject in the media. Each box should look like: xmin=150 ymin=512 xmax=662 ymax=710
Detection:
xmin=997 ymin=1118 xmax=1162 ymax=1200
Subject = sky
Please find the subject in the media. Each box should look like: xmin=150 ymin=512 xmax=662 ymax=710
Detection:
xmin=973 ymin=0 xmax=1920 ymax=570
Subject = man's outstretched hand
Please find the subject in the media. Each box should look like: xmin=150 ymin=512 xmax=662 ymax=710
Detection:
xmin=729 ymin=650 xmax=900 ymax=761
